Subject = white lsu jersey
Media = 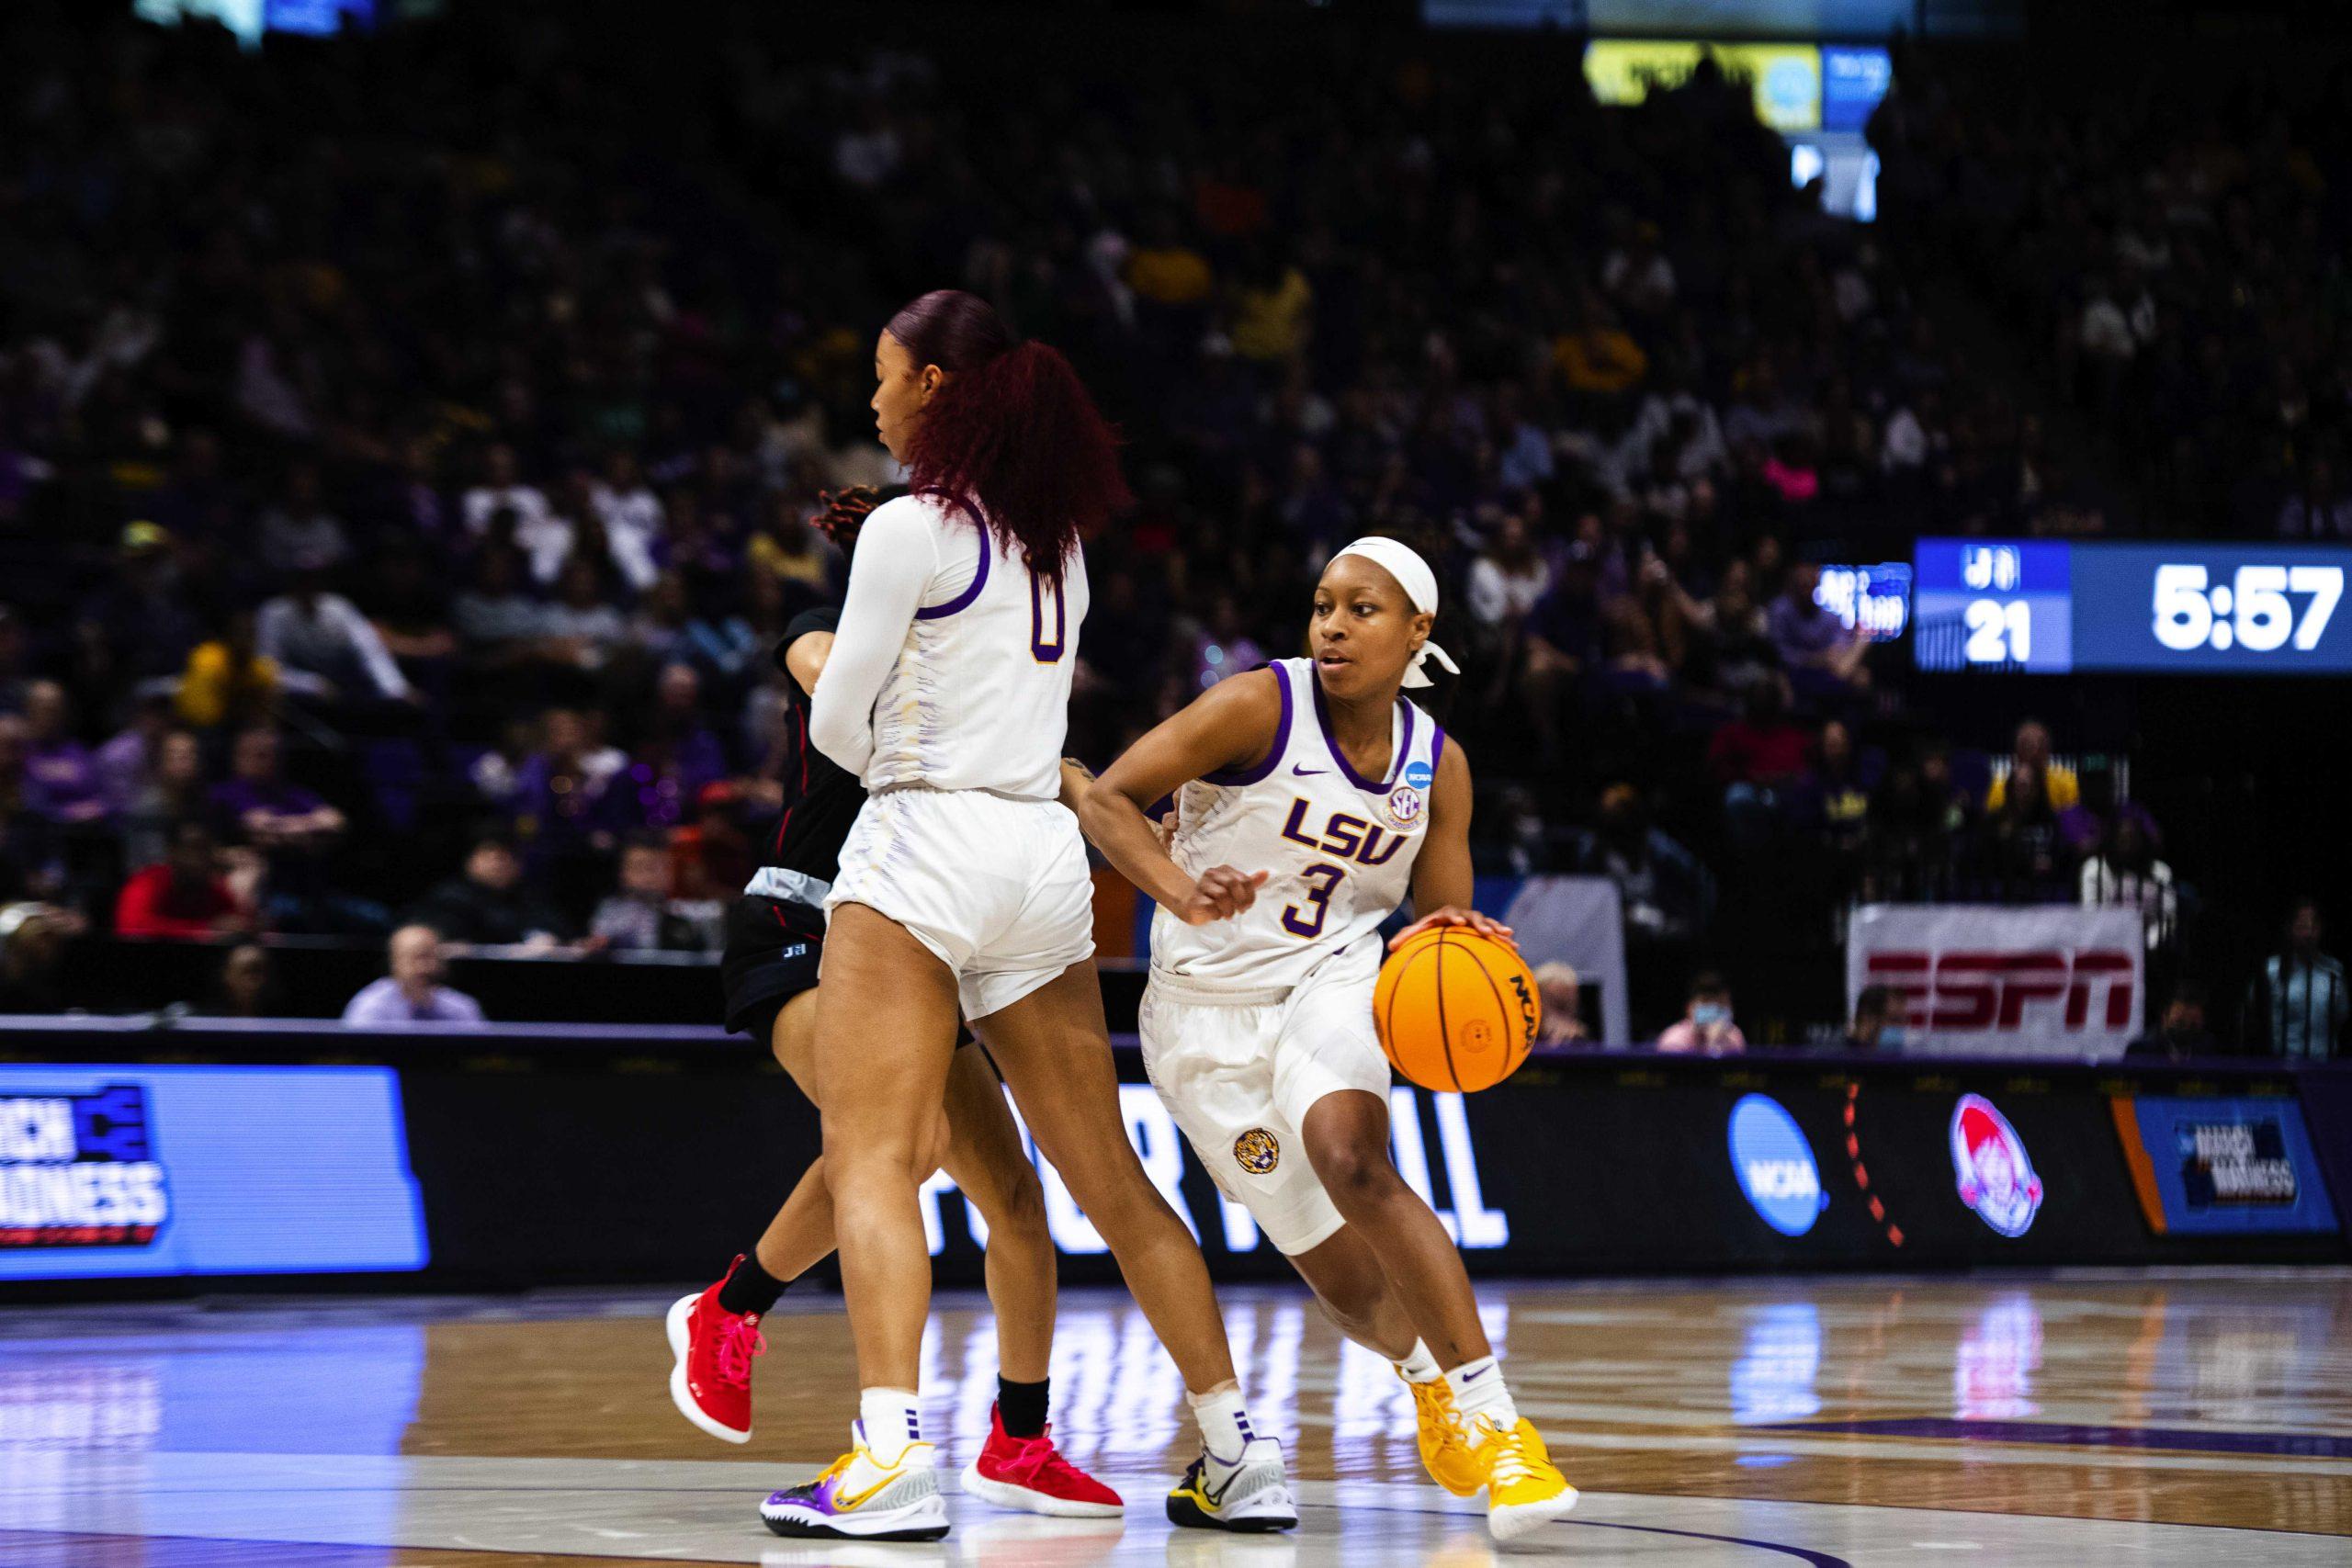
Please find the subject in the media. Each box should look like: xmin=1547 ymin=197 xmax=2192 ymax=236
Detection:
xmin=1150 ymin=657 xmax=1444 ymax=999
xmin=860 ymin=491 xmax=1090 ymax=800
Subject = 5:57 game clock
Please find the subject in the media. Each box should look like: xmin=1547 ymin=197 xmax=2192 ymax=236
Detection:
xmin=1915 ymin=537 xmax=2352 ymax=675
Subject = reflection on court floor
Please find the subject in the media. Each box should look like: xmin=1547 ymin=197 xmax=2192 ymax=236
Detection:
xmin=1 ymin=1273 xmax=2346 ymax=1565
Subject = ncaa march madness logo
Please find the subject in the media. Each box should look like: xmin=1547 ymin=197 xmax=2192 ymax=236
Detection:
xmin=1950 ymin=1094 xmax=2041 ymax=1237
xmin=0 ymin=1086 xmax=171 ymax=1249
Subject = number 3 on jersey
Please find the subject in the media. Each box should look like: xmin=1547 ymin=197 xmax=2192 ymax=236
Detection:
xmin=1283 ymin=863 xmax=1344 ymax=939
xmin=1030 ymin=570 xmax=1066 ymax=662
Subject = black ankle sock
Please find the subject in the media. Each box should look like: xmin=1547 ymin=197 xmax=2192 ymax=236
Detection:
xmin=717 ymin=1253 xmax=786 ymax=1317
xmin=998 ymin=1375 xmax=1050 ymax=1438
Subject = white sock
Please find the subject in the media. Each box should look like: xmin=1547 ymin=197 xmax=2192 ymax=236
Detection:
xmin=1442 ymin=1355 xmax=1519 ymax=1434
xmin=1395 ymin=1338 xmax=1442 ymax=1384
xmin=1188 ymin=1381 xmax=1258 ymax=1463
xmin=859 ymin=1386 xmax=924 ymax=1464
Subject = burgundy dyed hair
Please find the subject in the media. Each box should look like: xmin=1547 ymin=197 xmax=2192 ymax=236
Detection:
xmin=886 ymin=289 xmax=1129 ymax=584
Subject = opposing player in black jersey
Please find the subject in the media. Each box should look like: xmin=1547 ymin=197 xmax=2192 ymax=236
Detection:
xmin=666 ymin=490 xmax=1119 ymax=1518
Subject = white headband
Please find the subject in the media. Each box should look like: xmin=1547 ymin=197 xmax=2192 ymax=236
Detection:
xmin=1329 ymin=536 xmax=1460 ymax=689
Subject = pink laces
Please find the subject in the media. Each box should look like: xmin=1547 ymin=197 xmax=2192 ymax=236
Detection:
xmin=996 ymin=1425 xmax=1086 ymax=1486
xmin=715 ymin=1313 xmax=767 ymax=1384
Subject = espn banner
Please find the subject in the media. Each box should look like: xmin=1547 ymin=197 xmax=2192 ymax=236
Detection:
xmin=1848 ymin=904 xmax=2143 ymax=1060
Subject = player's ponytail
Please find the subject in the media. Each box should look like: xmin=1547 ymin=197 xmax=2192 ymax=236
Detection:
xmin=887 ymin=290 xmax=1131 ymax=586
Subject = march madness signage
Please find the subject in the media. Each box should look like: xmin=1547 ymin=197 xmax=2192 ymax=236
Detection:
xmin=2115 ymin=1096 xmax=2341 ymax=1237
xmin=0 ymin=1086 xmax=170 ymax=1249
xmin=1848 ymin=904 xmax=2143 ymax=1059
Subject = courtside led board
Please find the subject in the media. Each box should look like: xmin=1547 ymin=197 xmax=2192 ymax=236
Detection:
xmin=0 ymin=1066 xmax=426 ymax=1280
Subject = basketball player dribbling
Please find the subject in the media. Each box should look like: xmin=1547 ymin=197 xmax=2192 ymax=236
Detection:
xmin=1075 ymin=536 xmax=1577 ymax=1540
xmin=665 ymin=486 xmax=1119 ymax=1521
xmin=760 ymin=290 xmax=1297 ymax=1541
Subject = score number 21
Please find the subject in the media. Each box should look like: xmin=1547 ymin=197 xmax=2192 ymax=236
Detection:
xmin=2154 ymin=565 xmax=2343 ymax=653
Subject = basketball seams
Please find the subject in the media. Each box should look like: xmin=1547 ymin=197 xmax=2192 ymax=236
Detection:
xmin=1468 ymin=935 xmax=1523 ymax=1081
xmin=1433 ymin=931 xmax=1464 ymax=1092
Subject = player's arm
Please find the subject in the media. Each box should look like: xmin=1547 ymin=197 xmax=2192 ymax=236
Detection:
xmin=1078 ymin=670 xmax=1282 ymax=925
xmin=1057 ymin=757 xmax=1098 ymax=815
xmin=807 ymin=501 xmax=937 ymax=775
xmin=1393 ymin=740 xmax=1516 ymax=950
xmin=784 ymin=631 xmax=833 ymax=697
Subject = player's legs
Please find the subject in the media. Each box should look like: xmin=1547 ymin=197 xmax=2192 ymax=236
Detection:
xmin=1139 ymin=978 xmax=1464 ymax=1506
xmin=978 ymin=960 xmax=1236 ymax=1394
xmin=812 ymin=900 xmax=961 ymax=1393
xmin=1297 ymin=1089 xmax=1492 ymax=1365
xmin=939 ymin=1043 xmax=1125 ymax=1517
xmin=934 ymin=1043 xmax=1052 ymax=1383
xmin=1284 ymin=1224 xmax=1419 ymax=1361
xmin=749 ymin=987 xmax=960 ymax=1285
xmin=671 ymin=979 xmax=956 ymax=1448
xmin=1272 ymin=952 xmax=1575 ymax=1539
xmin=1296 ymin=1087 xmax=1575 ymax=1539
xmin=980 ymin=961 xmax=1297 ymax=1531
xmin=747 ymin=989 xmax=848 ymax=1282
xmin=762 ymin=901 xmax=961 ymax=1540
xmin=735 ymin=1007 xmax=1048 ymax=1348
xmin=712 ymin=987 xmax=1113 ymax=1513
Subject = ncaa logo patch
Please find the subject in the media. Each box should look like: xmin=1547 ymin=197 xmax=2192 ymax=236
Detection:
xmin=1403 ymin=759 xmax=1434 ymax=792
xmin=1233 ymin=1128 xmax=1281 ymax=1175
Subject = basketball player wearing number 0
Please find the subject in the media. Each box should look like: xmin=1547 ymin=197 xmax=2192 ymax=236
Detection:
xmin=1077 ymin=537 xmax=1576 ymax=1541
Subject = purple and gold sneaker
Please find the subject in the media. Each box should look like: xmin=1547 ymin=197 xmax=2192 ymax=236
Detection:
xmin=761 ymin=1421 xmax=949 ymax=1540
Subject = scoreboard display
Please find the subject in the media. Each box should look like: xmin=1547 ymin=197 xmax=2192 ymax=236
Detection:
xmin=1914 ymin=538 xmax=2352 ymax=674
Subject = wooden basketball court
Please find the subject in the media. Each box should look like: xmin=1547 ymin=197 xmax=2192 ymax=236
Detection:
xmin=2 ymin=1271 xmax=2346 ymax=1564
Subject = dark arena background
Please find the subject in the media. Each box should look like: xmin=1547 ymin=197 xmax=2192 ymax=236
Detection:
xmin=3 ymin=1 xmax=2350 ymax=1563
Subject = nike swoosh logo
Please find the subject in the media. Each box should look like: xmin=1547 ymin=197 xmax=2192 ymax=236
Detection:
xmin=1461 ymin=1367 xmax=1489 ymax=1382
xmin=1202 ymin=1466 xmax=1244 ymax=1506
xmin=1292 ymin=765 xmax=1329 ymax=776
xmin=834 ymin=1468 xmax=908 ymax=1509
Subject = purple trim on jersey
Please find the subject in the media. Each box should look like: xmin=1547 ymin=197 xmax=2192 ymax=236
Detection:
xmin=1310 ymin=668 xmax=1414 ymax=795
xmin=1430 ymin=722 xmax=1447 ymax=773
xmin=912 ymin=491 xmax=991 ymax=620
xmin=1203 ymin=662 xmax=1294 ymax=786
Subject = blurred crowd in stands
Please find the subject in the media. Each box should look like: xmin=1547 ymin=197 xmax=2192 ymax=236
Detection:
xmin=1872 ymin=46 xmax=2352 ymax=539
xmin=0 ymin=4 xmax=2333 ymax=1050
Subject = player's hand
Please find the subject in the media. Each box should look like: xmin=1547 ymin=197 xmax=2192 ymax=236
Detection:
xmin=1179 ymin=865 xmax=1269 ymax=926
xmin=813 ymin=486 xmax=882 ymax=555
xmin=1389 ymin=906 xmax=1516 ymax=951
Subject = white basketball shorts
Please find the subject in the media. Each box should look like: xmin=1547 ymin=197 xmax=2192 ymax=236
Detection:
xmin=1137 ymin=934 xmax=1393 ymax=1256
xmin=826 ymin=787 xmax=1095 ymax=1020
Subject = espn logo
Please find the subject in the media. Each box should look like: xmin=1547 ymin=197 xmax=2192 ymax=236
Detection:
xmin=1866 ymin=950 xmax=2133 ymax=1032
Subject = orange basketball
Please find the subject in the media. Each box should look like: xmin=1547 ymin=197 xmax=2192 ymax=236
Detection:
xmin=1374 ymin=927 xmax=1541 ymax=1092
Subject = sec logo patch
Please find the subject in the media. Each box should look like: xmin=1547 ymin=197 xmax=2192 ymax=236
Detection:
xmin=1385 ymin=785 xmax=1425 ymax=827
xmin=1234 ymin=1128 xmax=1281 ymax=1175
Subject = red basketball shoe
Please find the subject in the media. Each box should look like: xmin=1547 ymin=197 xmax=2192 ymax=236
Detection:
xmin=666 ymin=1256 xmax=766 ymax=1444
xmin=960 ymin=1404 xmax=1124 ymax=1517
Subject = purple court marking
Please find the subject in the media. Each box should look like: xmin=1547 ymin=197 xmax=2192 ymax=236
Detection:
xmin=1354 ymin=1498 xmax=1856 ymax=1563
xmin=1769 ymin=1417 xmax=2352 ymax=1460
xmin=1566 ymin=1519 xmax=1855 ymax=1565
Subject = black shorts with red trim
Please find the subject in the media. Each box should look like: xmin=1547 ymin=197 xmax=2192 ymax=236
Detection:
xmin=720 ymin=896 xmax=824 ymax=1043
